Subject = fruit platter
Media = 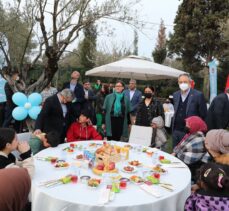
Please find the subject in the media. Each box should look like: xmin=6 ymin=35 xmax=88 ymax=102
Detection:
xmin=151 ymin=165 xmax=167 ymax=174
xmin=128 ymin=160 xmax=142 ymax=167
xmin=158 ymin=156 xmax=171 ymax=164
xmin=63 ymin=147 xmax=75 ymax=153
xmin=92 ymin=142 xmax=120 ymax=175
xmin=54 ymin=160 xmax=69 ymax=169
xmin=146 ymin=173 xmax=160 ymax=184
xmin=93 ymin=161 xmax=118 ymax=175
xmin=122 ymin=165 xmax=137 ymax=173
xmin=130 ymin=175 xmax=144 ymax=184
xmin=87 ymin=178 xmax=101 ymax=188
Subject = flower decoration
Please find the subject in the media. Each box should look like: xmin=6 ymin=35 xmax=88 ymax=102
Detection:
xmin=12 ymin=92 xmax=42 ymax=121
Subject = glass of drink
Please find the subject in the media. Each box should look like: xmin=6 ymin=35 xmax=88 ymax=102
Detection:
xmin=50 ymin=157 xmax=57 ymax=164
xmin=71 ymin=175 xmax=78 ymax=183
xmin=120 ymin=180 xmax=127 ymax=189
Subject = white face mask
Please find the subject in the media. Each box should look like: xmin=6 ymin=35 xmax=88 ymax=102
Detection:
xmin=179 ymin=83 xmax=189 ymax=91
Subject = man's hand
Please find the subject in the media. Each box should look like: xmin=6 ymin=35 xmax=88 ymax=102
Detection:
xmin=17 ymin=142 xmax=30 ymax=154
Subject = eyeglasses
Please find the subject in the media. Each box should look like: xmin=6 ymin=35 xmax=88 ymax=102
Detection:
xmin=115 ymin=85 xmax=123 ymax=88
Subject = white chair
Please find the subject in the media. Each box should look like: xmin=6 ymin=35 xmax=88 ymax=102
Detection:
xmin=129 ymin=125 xmax=153 ymax=146
xmin=12 ymin=132 xmax=32 ymax=158
xmin=17 ymin=132 xmax=32 ymax=142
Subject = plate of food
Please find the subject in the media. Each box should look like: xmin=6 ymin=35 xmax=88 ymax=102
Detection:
xmin=128 ymin=160 xmax=142 ymax=167
xmin=124 ymin=144 xmax=133 ymax=149
xmin=63 ymin=147 xmax=75 ymax=153
xmin=87 ymin=178 xmax=101 ymax=188
xmin=158 ymin=156 xmax=171 ymax=164
xmin=54 ymin=161 xmax=69 ymax=169
xmin=121 ymin=165 xmax=137 ymax=173
xmin=151 ymin=165 xmax=167 ymax=174
xmin=73 ymin=154 xmax=84 ymax=161
xmin=130 ymin=175 xmax=144 ymax=185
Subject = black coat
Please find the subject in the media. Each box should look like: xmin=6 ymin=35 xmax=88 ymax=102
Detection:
xmin=206 ymin=93 xmax=229 ymax=130
xmin=35 ymin=94 xmax=73 ymax=142
xmin=135 ymin=98 xmax=164 ymax=126
xmin=62 ymin=82 xmax=85 ymax=118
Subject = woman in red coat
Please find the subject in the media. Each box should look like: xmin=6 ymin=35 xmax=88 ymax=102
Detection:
xmin=66 ymin=110 xmax=102 ymax=142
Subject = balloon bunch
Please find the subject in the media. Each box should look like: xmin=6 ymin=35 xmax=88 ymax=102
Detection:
xmin=12 ymin=92 xmax=42 ymax=121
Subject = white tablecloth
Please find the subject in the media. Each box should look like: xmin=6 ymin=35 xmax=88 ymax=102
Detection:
xmin=32 ymin=141 xmax=191 ymax=211
xmin=164 ymin=112 xmax=174 ymax=127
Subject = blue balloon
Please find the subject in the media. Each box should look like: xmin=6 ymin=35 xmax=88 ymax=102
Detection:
xmin=28 ymin=106 xmax=41 ymax=120
xmin=12 ymin=107 xmax=28 ymax=121
xmin=12 ymin=92 xmax=27 ymax=106
xmin=28 ymin=93 xmax=42 ymax=106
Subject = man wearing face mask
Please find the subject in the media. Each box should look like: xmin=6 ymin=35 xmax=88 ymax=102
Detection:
xmin=172 ymin=73 xmax=207 ymax=148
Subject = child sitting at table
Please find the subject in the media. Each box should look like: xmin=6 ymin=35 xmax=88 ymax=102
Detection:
xmin=185 ymin=162 xmax=229 ymax=211
xmin=151 ymin=116 xmax=167 ymax=150
xmin=0 ymin=128 xmax=34 ymax=178
xmin=66 ymin=110 xmax=102 ymax=142
xmin=29 ymin=131 xmax=60 ymax=155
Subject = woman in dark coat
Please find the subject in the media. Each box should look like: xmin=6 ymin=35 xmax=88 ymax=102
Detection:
xmin=135 ymin=86 xmax=164 ymax=126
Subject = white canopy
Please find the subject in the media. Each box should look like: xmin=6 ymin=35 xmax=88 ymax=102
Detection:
xmin=85 ymin=55 xmax=186 ymax=80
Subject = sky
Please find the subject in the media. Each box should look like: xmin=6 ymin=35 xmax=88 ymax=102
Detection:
xmin=97 ymin=0 xmax=182 ymax=59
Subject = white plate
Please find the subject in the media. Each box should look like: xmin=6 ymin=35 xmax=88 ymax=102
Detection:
xmin=121 ymin=166 xmax=137 ymax=174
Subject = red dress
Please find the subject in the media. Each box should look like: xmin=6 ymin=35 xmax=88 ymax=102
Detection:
xmin=66 ymin=122 xmax=102 ymax=142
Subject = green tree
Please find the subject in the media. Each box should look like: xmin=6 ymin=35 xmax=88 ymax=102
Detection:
xmin=152 ymin=19 xmax=167 ymax=64
xmin=168 ymin=0 xmax=229 ymax=99
xmin=0 ymin=0 xmax=142 ymax=94
xmin=79 ymin=23 xmax=97 ymax=70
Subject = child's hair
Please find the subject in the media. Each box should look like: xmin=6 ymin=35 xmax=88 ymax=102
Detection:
xmin=80 ymin=109 xmax=90 ymax=119
xmin=0 ymin=128 xmax=16 ymax=150
xmin=45 ymin=131 xmax=60 ymax=147
xmin=199 ymin=162 xmax=229 ymax=191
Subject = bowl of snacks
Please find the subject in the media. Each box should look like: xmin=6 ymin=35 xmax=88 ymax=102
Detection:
xmin=87 ymin=178 xmax=101 ymax=188
xmin=151 ymin=165 xmax=167 ymax=174
xmin=130 ymin=175 xmax=144 ymax=185
xmin=122 ymin=165 xmax=137 ymax=173
xmin=128 ymin=160 xmax=142 ymax=167
xmin=54 ymin=161 xmax=69 ymax=170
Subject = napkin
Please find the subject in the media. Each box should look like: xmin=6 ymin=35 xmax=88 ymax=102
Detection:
xmin=139 ymin=184 xmax=162 ymax=198
xmin=161 ymin=163 xmax=186 ymax=168
xmin=97 ymin=188 xmax=111 ymax=205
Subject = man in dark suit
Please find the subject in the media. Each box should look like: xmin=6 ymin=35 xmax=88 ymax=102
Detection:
xmin=62 ymin=71 xmax=85 ymax=119
xmin=34 ymin=89 xmax=74 ymax=144
xmin=172 ymin=73 xmax=207 ymax=148
xmin=82 ymin=80 xmax=97 ymax=124
xmin=124 ymin=79 xmax=142 ymax=124
xmin=206 ymin=88 xmax=229 ymax=130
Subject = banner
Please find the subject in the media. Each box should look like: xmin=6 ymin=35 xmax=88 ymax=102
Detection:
xmin=208 ymin=60 xmax=218 ymax=103
xmin=0 ymin=75 xmax=6 ymax=103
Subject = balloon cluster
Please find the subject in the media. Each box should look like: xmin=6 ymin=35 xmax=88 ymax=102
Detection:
xmin=12 ymin=92 xmax=42 ymax=121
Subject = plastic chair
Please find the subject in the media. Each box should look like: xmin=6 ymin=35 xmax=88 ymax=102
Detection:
xmin=129 ymin=125 xmax=152 ymax=146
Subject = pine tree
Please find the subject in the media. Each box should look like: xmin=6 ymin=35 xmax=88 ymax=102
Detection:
xmin=152 ymin=19 xmax=167 ymax=64
xmin=168 ymin=0 xmax=229 ymax=73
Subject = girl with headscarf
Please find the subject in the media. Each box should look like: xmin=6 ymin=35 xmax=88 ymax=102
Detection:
xmin=173 ymin=116 xmax=209 ymax=180
xmin=205 ymin=129 xmax=229 ymax=165
xmin=0 ymin=168 xmax=31 ymax=211
xmin=103 ymin=80 xmax=131 ymax=141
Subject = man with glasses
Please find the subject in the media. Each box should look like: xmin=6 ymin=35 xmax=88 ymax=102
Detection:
xmin=124 ymin=79 xmax=142 ymax=124
xmin=34 ymin=89 xmax=74 ymax=144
